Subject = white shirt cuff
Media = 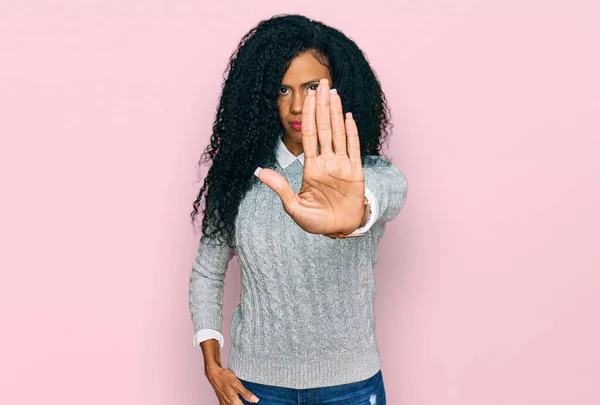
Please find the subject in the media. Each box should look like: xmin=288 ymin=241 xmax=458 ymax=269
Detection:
xmin=192 ymin=329 xmax=224 ymax=351
xmin=349 ymin=186 xmax=379 ymax=235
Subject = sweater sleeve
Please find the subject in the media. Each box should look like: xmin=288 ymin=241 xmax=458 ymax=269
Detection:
xmin=361 ymin=155 xmax=408 ymax=226
xmin=188 ymin=223 xmax=235 ymax=347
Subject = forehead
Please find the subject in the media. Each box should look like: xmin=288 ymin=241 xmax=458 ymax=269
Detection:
xmin=281 ymin=52 xmax=331 ymax=84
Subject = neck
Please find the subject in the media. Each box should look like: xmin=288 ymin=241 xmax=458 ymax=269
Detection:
xmin=282 ymin=133 xmax=304 ymax=157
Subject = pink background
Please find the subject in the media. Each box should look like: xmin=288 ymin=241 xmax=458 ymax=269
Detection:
xmin=1 ymin=1 xmax=599 ymax=404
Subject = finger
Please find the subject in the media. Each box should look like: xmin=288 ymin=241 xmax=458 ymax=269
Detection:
xmin=345 ymin=112 xmax=362 ymax=164
xmin=235 ymin=381 xmax=260 ymax=404
xmin=230 ymin=396 xmax=244 ymax=405
xmin=315 ymin=78 xmax=333 ymax=155
xmin=328 ymin=88 xmax=347 ymax=156
xmin=254 ymin=167 xmax=299 ymax=214
xmin=301 ymin=89 xmax=318 ymax=160
xmin=226 ymin=386 xmax=244 ymax=405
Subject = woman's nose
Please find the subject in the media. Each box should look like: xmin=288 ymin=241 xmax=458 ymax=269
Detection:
xmin=291 ymin=95 xmax=304 ymax=113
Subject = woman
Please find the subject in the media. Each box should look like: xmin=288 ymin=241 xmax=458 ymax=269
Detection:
xmin=189 ymin=14 xmax=408 ymax=405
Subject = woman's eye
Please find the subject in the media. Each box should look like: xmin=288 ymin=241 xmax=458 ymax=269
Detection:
xmin=279 ymin=84 xmax=320 ymax=95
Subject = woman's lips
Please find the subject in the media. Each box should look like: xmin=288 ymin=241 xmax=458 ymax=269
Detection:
xmin=289 ymin=121 xmax=302 ymax=131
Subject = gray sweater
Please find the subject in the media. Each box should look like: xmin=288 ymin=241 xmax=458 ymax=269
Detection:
xmin=188 ymin=141 xmax=408 ymax=389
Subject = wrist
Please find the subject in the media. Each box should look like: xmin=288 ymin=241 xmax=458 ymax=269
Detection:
xmin=359 ymin=196 xmax=371 ymax=228
xmin=204 ymin=360 xmax=223 ymax=375
xmin=205 ymin=360 xmax=222 ymax=369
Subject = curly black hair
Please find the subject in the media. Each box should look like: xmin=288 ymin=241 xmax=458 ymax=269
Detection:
xmin=190 ymin=13 xmax=395 ymax=248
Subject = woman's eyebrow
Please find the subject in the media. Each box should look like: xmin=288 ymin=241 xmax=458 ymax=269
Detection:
xmin=280 ymin=79 xmax=320 ymax=88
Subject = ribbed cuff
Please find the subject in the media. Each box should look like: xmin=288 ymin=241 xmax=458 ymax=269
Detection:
xmin=192 ymin=314 xmax=223 ymax=338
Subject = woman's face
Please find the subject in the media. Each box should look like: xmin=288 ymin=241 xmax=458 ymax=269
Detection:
xmin=277 ymin=52 xmax=332 ymax=154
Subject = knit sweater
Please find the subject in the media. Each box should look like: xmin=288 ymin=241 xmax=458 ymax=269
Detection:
xmin=192 ymin=137 xmax=382 ymax=351
xmin=188 ymin=138 xmax=408 ymax=389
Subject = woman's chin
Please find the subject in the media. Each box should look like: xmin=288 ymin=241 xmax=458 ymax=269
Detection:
xmin=284 ymin=131 xmax=303 ymax=143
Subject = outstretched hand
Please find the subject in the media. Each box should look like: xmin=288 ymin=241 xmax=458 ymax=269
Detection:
xmin=254 ymin=78 xmax=366 ymax=236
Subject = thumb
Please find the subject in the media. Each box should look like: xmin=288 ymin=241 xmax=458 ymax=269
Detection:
xmin=254 ymin=167 xmax=297 ymax=213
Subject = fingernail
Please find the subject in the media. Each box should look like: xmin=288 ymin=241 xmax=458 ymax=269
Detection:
xmin=320 ymin=78 xmax=328 ymax=86
xmin=251 ymin=395 xmax=260 ymax=402
xmin=330 ymin=88 xmax=337 ymax=95
xmin=254 ymin=167 xmax=262 ymax=177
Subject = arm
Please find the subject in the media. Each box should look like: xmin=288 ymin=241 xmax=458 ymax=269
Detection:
xmin=358 ymin=156 xmax=408 ymax=228
xmin=188 ymin=227 xmax=235 ymax=370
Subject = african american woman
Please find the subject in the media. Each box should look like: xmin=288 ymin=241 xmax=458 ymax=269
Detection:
xmin=189 ymin=14 xmax=408 ymax=405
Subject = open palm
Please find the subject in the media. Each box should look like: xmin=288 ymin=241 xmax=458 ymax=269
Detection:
xmin=255 ymin=78 xmax=366 ymax=236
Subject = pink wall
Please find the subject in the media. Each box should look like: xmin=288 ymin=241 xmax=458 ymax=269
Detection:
xmin=1 ymin=1 xmax=598 ymax=404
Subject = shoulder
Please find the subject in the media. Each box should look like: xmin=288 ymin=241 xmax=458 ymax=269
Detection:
xmin=363 ymin=155 xmax=407 ymax=182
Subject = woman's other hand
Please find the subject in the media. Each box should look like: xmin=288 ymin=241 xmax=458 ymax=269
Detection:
xmin=254 ymin=78 xmax=366 ymax=235
xmin=205 ymin=365 xmax=260 ymax=404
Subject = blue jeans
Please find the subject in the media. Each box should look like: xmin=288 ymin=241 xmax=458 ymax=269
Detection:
xmin=238 ymin=369 xmax=386 ymax=405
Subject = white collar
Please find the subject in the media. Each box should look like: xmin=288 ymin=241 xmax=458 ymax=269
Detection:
xmin=276 ymin=135 xmax=305 ymax=169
